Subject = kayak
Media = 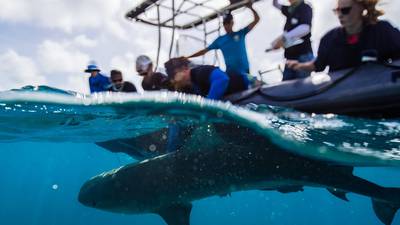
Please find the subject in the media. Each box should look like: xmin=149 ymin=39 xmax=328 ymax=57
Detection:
xmin=225 ymin=60 xmax=400 ymax=118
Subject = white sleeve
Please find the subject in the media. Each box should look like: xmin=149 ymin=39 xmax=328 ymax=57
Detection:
xmin=273 ymin=0 xmax=282 ymax=10
xmin=283 ymin=24 xmax=311 ymax=41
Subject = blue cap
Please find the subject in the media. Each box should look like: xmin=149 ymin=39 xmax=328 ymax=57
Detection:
xmin=85 ymin=64 xmax=101 ymax=73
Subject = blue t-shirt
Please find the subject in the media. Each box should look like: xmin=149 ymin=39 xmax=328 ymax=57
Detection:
xmin=314 ymin=21 xmax=400 ymax=72
xmin=207 ymin=27 xmax=250 ymax=76
xmin=89 ymin=73 xmax=111 ymax=93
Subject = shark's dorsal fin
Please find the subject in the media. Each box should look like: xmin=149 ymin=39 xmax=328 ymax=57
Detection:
xmin=157 ymin=203 xmax=193 ymax=225
xmin=372 ymin=199 xmax=399 ymax=225
xmin=327 ymin=188 xmax=349 ymax=202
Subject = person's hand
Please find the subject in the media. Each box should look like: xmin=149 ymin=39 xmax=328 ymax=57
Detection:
xmin=271 ymin=36 xmax=284 ymax=50
xmin=286 ymin=60 xmax=302 ymax=70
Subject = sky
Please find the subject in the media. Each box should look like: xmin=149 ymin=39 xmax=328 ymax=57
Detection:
xmin=0 ymin=0 xmax=399 ymax=93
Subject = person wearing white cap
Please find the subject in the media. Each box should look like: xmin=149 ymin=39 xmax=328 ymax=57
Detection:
xmin=84 ymin=63 xmax=111 ymax=93
xmin=136 ymin=55 xmax=171 ymax=91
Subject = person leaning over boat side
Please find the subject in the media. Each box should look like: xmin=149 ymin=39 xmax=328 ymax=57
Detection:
xmin=165 ymin=57 xmax=247 ymax=100
xmin=185 ymin=2 xmax=260 ymax=88
xmin=136 ymin=55 xmax=172 ymax=91
xmin=287 ymin=0 xmax=400 ymax=73
xmin=84 ymin=63 xmax=111 ymax=94
xmin=272 ymin=0 xmax=314 ymax=81
xmin=108 ymin=69 xmax=137 ymax=93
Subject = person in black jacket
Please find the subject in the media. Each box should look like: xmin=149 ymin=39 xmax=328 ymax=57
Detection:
xmin=287 ymin=0 xmax=400 ymax=73
xmin=108 ymin=70 xmax=137 ymax=93
xmin=164 ymin=57 xmax=247 ymax=100
xmin=272 ymin=0 xmax=314 ymax=81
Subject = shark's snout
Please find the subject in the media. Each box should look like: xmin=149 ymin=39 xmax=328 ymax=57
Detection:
xmin=78 ymin=172 xmax=126 ymax=211
xmin=78 ymin=181 xmax=95 ymax=207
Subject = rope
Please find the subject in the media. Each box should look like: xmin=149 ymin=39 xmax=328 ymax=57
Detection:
xmin=169 ymin=0 xmax=176 ymax=59
xmin=202 ymin=18 xmax=207 ymax=64
xmin=155 ymin=4 xmax=161 ymax=71
xmin=214 ymin=13 xmax=222 ymax=66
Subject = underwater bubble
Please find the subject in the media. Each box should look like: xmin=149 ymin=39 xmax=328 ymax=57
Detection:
xmin=149 ymin=144 xmax=157 ymax=152
xmin=52 ymin=184 xmax=58 ymax=190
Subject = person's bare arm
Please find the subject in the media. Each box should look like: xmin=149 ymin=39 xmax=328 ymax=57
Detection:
xmin=187 ymin=49 xmax=209 ymax=58
xmin=246 ymin=3 xmax=260 ymax=31
xmin=287 ymin=60 xmax=316 ymax=72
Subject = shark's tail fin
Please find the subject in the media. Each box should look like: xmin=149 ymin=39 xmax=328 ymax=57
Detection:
xmin=371 ymin=188 xmax=400 ymax=225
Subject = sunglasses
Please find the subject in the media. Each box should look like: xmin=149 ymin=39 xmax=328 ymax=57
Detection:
xmin=333 ymin=6 xmax=353 ymax=15
xmin=112 ymin=79 xmax=122 ymax=82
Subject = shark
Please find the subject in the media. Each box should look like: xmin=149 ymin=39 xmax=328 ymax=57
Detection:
xmin=79 ymin=124 xmax=400 ymax=225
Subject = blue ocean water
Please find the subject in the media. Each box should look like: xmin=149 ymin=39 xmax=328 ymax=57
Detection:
xmin=0 ymin=87 xmax=399 ymax=225
xmin=0 ymin=143 xmax=399 ymax=225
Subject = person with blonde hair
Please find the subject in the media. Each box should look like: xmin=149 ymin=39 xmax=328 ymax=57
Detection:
xmin=287 ymin=0 xmax=400 ymax=73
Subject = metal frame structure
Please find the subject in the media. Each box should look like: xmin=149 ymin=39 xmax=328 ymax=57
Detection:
xmin=126 ymin=0 xmax=259 ymax=29
xmin=125 ymin=0 xmax=260 ymax=68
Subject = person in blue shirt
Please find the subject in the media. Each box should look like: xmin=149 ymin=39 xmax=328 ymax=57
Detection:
xmin=287 ymin=0 xmax=400 ymax=73
xmin=272 ymin=0 xmax=314 ymax=81
xmin=185 ymin=2 xmax=260 ymax=86
xmin=85 ymin=63 xmax=111 ymax=93
xmin=164 ymin=57 xmax=247 ymax=100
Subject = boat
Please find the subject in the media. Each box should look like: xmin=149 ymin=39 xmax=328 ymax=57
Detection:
xmin=225 ymin=60 xmax=400 ymax=118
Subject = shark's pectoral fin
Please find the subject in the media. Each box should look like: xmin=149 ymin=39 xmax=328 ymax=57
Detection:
xmin=327 ymin=188 xmax=349 ymax=202
xmin=372 ymin=200 xmax=399 ymax=225
xmin=157 ymin=203 xmax=193 ymax=225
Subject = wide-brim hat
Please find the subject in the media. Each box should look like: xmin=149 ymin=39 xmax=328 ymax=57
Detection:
xmin=85 ymin=64 xmax=101 ymax=73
